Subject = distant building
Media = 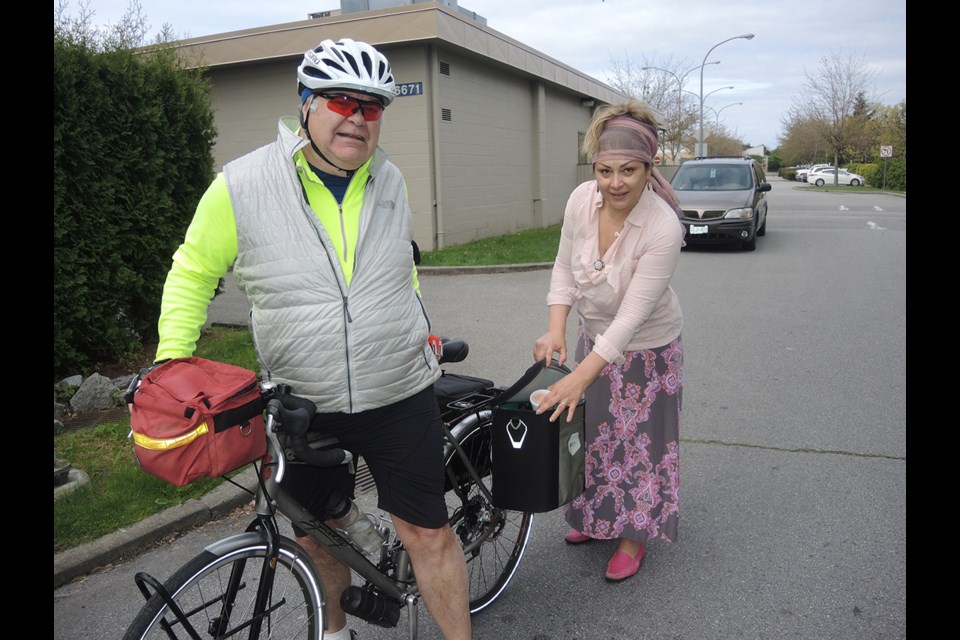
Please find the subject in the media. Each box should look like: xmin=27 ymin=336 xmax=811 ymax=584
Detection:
xmin=164 ymin=0 xmax=628 ymax=249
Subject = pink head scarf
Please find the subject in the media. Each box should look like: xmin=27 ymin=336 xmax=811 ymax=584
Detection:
xmin=593 ymin=115 xmax=685 ymax=224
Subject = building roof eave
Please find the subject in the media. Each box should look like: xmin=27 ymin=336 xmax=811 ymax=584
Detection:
xmin=157 ymin=2 xmax=627 ymax=105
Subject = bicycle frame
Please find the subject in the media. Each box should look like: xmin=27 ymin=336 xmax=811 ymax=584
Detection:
xmin=133 ymin=394 xmax=498 ymax=640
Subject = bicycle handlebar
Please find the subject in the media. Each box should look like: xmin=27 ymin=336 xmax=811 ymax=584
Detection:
xmin=266 ymin=393 xmax=352 ymax=468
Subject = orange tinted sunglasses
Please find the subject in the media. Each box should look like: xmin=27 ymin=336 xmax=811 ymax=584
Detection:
xmin=319 ymin=93 xmax=385 ymax=121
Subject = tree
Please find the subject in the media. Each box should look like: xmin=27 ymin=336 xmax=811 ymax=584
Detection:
xmin=842 ymin=92 xmax=879 ymax=163
xmin=55 ymin=0 xmax=149 ymax=50
xmin=55 ymin=0 xmax=184 ymax=51
xmin=704 ymin=127 xmax=745 ymax=157
xmin=787 ymin=50 xmax=879 ymax=183
xmin=776 ymin=116 xmax=828 ymax=166
xmin=874 ymin=101 xmax=907 ymax=159
xmin=54 ymin=0 xmax=216 ymax=377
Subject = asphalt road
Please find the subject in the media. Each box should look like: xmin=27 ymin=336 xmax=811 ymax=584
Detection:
xmin=53 ymin=176 xmax=906 ymax=640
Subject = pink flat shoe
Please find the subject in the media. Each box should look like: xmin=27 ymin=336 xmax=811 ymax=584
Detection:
xmin=604 ymin=544 xmax=645 ymax=582
xmin=564 ymin=529 xmax=592 ymax=545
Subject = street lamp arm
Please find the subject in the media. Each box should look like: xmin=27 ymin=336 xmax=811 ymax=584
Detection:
xmin=642 ymin=61 xmax=719 ymax=92
xmin=712 ymin=101 xmax=744 ymax=126
xmin=698 ymin=33 xmax=754 ymax=156
xmin=704 ymin=86 xmax=734 ymax=101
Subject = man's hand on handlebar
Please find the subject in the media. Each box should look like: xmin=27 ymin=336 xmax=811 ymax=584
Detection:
xmin=124 ymin=360 xmax=170 ymax=414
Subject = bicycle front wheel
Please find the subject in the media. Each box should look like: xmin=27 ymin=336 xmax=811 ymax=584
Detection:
xmin=445 ymin=419 xmax=534 ymax=613
xmin=124 ymin=534 xmax=323 ymax=640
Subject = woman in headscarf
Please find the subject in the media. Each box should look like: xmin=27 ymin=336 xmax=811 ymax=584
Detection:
xmin=533 ymin=100 xmax=685 ymax=583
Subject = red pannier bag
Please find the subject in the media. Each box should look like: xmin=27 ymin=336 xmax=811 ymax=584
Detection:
xmin=129 ymin=357 xmax=267 ymax=486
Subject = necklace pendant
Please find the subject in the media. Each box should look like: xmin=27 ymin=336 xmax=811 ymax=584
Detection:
xmin=594 ymin=259 xmax=604 ymax=271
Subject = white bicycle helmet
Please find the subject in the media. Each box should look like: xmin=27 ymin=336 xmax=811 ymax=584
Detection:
xmin=298 ymin=38 xmax=396 ymax=106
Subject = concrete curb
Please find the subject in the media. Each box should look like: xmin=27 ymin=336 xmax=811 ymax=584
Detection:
xmin=417 ymin=262 xmax=554 ymax=275
xmin=54 ymin=468 xmax=259 ymax=589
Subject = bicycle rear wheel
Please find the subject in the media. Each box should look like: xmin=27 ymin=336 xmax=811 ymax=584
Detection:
xmin=445 ymin=419 xmax=534 ymax=613
xmin=123 ymin=534 xmax=323 ymax=639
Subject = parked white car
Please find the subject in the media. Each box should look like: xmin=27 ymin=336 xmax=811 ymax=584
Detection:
xmin=796 ymin=164 xmax=834 ymax=182
xmin=806 ymin=168 xmax=865 ymax=187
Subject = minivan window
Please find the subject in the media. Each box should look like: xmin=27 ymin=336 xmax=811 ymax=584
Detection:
xmin=672 ymin=164 xmax=752 ymax=191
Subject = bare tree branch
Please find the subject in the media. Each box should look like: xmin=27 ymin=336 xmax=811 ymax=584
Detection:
xmin=789 ymin=50 xmax=879 ymax=180
xmin=604 ymin=53 xmax=724 ymax=163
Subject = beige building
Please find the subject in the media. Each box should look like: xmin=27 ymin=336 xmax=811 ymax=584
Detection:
xmin=167 ymin=0 xmax=627 ymax=250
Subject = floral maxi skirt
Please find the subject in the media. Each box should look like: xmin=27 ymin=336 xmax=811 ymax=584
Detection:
xmin=563 ymin=326 xmax=683 ymax=544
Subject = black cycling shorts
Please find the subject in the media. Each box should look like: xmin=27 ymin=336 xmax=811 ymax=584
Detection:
xmin=284 ymin=384 xmax=448 ymax=536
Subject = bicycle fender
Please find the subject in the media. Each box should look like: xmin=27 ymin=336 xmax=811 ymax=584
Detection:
xmin=446 ymin=409 xmax=493 ymax=444
xmin=202 ymin=531 xmax=271 ymax=556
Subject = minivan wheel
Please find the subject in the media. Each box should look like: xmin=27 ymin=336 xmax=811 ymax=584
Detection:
xmin=757 ymin=214 xmax=767 ymax=237
xmin=815 ymin=178 xmax=825 ymax=186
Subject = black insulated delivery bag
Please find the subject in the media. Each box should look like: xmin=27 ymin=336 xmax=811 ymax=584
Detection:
xmin=491 ymin=360 xmax=585 ymax=512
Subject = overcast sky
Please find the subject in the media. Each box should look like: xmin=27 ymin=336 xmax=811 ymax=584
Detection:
xmin=59 ymin=0 xmax=907 ymax=149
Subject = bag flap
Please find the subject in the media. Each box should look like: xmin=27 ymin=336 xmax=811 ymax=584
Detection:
xmin=493 ymin=359 xmax=573 ymax=406
xmin=131 ymin=357 xmax=261 ymax=438
xmin=138 ymin=357 xmax=257 ymax=406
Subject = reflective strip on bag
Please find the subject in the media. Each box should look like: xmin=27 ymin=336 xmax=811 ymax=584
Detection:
xmin=132 ymin=422 xmax=209 ymax=450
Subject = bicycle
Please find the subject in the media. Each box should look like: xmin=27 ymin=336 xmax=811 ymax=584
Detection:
xmin=123 ymin=339 xmax=534 ymax=639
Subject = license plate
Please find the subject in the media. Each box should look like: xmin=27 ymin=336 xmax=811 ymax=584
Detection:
xmin=690 ymin=225 xmax=708 ymax=235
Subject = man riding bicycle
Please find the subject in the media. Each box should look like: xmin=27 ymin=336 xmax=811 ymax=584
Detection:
xmin=151 ymin=38 xmax=471 ymax=640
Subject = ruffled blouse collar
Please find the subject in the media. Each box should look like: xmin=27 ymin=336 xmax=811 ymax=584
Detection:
xmin=580 ymin=182 xmax=657 ymax=290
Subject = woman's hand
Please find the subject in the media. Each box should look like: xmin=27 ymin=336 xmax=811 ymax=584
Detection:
xmin=533 ymin=330 xmax=567 ymax=367
xmin=535 ymin=371 xmax=590 ymax=423
xmin=535 ymin=351 xmax=609 ymax=422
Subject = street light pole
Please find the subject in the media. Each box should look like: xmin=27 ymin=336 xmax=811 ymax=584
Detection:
xmin=698 ymin=33 xmax=754 ymax=157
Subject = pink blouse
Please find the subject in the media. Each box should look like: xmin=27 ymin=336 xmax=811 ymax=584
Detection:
xmin=546 ymin=180 xmax=684 ymax=365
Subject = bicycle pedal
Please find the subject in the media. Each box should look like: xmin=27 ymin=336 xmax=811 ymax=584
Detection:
xmin=340 ymin=586 xmax=400 ymax=628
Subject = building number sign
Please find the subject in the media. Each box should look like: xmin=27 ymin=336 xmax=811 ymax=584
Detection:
xmin=395 ymin=82 xmax=424 ymax=97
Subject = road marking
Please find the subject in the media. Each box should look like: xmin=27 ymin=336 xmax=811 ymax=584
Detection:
xmin=839 ymin=205 xmax=849 ymax=211
xmin=867 ymin=221 xmax=887 ymax=231
xmin=873 ymin=205 xmax=885 ymax=211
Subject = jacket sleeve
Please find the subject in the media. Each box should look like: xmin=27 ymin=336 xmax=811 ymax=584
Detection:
xmin=156 ymin=173 xmax=239 ymax=361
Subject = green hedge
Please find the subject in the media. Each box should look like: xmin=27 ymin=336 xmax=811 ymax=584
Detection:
xmin=846 ymin=163 xmax=878 ymax=187
xmin=846 ymin=160 xmax=905 ymax=191
xmin=54 ymin=38 xmax=216 ymax=378
xmin=875 ymin=158 xmax=906 ymax=191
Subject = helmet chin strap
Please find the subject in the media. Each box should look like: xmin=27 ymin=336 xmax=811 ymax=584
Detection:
xmin=300 ymin=96 xmax=357 ymax=178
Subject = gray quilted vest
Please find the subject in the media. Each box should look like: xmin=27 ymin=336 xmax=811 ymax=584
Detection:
xmin=224 ymin=117 xmax=440 ymax=413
